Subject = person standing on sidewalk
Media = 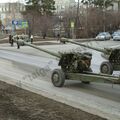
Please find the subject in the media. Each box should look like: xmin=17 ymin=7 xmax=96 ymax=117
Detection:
xmin=30 ymin=35 xmax=33 ymax=43
xmin=57 ymin=33 xmax=60 ymax=41
xmin=9 ymin=34 xmax=14 ymax=46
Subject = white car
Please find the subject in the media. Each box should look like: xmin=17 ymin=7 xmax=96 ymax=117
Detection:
xmin=113 ymin=32 xmax=120 ymax=41
xmin=96 ymin=32 xmax=111 ymax=40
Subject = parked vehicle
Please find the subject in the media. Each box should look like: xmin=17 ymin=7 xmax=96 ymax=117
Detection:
xmin=112 ymin=32 xmax=120 ymax=41
xmin=96 ymin=32 xmax=111 ymax=40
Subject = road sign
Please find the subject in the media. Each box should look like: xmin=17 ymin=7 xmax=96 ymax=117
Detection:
xmin=12 ymin=20 xmax=28 ymax=28
xmin=12 ymin=20 xmax=18 ymax=25
xmin=71 ymin=21 xmax=74 ymax=28
xmin=22 ymin=21 xmax=28 ymax=28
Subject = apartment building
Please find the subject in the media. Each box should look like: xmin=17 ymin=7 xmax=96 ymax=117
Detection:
xmin=0 ymin=2 xmax=25 ymax=28
xmin=55 ymin=0 xmax=76 ymax=13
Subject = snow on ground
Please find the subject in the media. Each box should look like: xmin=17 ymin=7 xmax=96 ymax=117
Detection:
xmin=0 ymin=40 xmax=120 ymax=120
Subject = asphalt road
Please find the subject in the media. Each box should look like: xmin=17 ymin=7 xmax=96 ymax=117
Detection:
xmin=0 ymin=40 xmax=120 ymax=120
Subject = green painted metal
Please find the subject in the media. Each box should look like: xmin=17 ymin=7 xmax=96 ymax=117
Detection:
xmin=13 ymin=38 xmax=61 ymax=58
xmin=66 ymin=72 xmax=120 ymax=84
xmin=113 ymin=65 xmax=120 ymax=70
xmin=61 ymin=38 xmax=108 ymax=54
xmin=24 ymin=41 xmax=61 ymax=58
xmin=61 ymin=38 xmax=120 ymax=74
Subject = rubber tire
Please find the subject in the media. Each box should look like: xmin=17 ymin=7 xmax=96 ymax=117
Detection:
xmin=100 ymin=61 xmax=113 ymax=75
xmin=51 ymin=69 xmax=65 ymax=87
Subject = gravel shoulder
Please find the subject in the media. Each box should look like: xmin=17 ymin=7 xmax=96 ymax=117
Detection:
xmin=0 ymin=80 xmax=107 ymax=120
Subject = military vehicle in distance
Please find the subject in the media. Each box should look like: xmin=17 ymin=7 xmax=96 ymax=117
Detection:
xmin=10 ymin=34 xmax=31 ymax=48
xmin=12 ymin=37 xmax=120 ymax=87
xmin=61 ymin=38 xmax=120 ymax=75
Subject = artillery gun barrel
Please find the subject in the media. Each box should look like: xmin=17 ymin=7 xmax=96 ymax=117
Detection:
xmin=15 ymin=39 xmax=61 ymax=58
xmin=62 ymin=38 xmax=107 ymax=53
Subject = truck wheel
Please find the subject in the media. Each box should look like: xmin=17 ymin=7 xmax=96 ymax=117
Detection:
xmin=100 ymin=61 xmax=113 ymax=74
xmin=51 ymin=69 xmax=65 ymax=87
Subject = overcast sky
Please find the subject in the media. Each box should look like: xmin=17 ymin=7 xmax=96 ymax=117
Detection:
xmin=0 ymin=0 xmax=78 ymax=3
xmin=0 ymin=0 xmax=25 ymax=3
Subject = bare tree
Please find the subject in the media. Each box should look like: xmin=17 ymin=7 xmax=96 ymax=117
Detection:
xmin=22 ymin=9 xmax=55 ymax=37
xmin=62 ymin=5 xmax=120 ymax=38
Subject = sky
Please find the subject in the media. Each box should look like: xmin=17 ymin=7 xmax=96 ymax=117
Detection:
xmin=0 ymin=0 xmax=79 ymax=3
xmin=0 ymin=0 xmax=25 ymax=3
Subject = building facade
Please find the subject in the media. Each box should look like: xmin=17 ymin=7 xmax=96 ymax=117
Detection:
xmin=112 ymin=1 xmax=120 ymax=11
xmin=55 ymin=0 xmax=76 ymax=13
xmin=0 ymin=2 xmax=25 ymax=29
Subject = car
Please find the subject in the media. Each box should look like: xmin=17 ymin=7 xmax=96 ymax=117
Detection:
xmin=95 ymin=32 xmax=111 ymax=40
xmin=112 ymin=32 xmax=120 ymax=41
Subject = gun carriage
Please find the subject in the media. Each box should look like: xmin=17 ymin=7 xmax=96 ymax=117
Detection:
xmin=61 ymin=38 xmax=120 ymax=75
xmin=12 ymin=36 xmax=120 ymax=87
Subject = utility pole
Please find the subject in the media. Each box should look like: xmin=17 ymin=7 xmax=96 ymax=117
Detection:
xmin=76 ymin=0 xmax=80 ymax=38
xmin=103 ymin=0 xmax=107 ymax=32
xmin=77 ymin=0 xmax=80 ymax=17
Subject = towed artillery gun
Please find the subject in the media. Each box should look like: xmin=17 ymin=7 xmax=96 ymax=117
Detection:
xmin=10 ymin=34 xmax=31 ymax=48
xmin=61 ymin=38 xmax=120 ymax=75
xmin=12 ymin=37 xmax=120 ymax=87
xmin=12 ymin=34 xmax=30 ymax=42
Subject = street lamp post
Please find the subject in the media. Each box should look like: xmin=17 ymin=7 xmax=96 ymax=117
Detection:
xmin=77 ymin=0 xmax=80 ymax=17
xmin=59 ymin=14 xmax=63 ymax=37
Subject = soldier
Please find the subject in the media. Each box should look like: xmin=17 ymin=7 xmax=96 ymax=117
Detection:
xmin=57 ymin=33 xmax=60 ymax=41
xmin=83 ymin=52 xmax=92 ymax=71
xmin=30 ymin=35 xmax=33 ymax=43
xmin=9 ymin=34 xmax=13 ymax=46
xmin=78 ymin=52 xmax=92 ymax=72
xmin=16 ymin=36 xmax=20 ymax=49
xmin=43 ymin=33 xmax=46 ymax=39
xmin=17 ymin=42 xmax=20 ymax=49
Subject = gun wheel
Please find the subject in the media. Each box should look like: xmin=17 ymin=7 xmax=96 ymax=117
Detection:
xmin=100 ymin=61 xmax=113 ymax=74
xmin=51 ymin=69 xmax=65 ymax=87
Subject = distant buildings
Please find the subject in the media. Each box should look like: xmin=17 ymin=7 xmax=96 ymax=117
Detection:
xmin=0 ymin=2 xmax=25 ymax=29
xmin=112 ymin=1 xmax=120 ymax=11
xmin=54 ymin=0 xmax=76 ymax=13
